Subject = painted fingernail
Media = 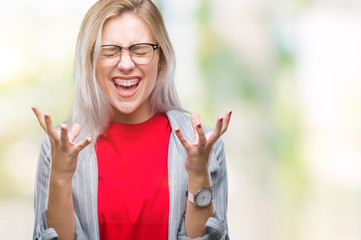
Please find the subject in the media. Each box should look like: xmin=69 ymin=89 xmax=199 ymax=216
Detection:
xmin=219 ymin=117 xmax=224 ymax=122
xmin=229 ymin=111 xmax=232 ymax=116
xmin=175 ymin=128 xmax=180 ymax=133
xmin=197 ymin=123 xmax=202 ymax=128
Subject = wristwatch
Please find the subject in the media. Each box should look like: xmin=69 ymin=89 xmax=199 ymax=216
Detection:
xmin=186 ymin=186 xmax=213 ymax=207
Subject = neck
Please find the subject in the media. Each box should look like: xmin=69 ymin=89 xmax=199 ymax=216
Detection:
xmin=112 ymin=103 xmax=154 ymax=124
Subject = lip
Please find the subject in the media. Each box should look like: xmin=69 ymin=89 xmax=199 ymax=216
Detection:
xmin=112 ymin=76 xmax=141 ymax=98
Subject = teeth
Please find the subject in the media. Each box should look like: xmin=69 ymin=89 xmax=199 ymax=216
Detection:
xmin=114 ymin=78 xmax=139 ymax=87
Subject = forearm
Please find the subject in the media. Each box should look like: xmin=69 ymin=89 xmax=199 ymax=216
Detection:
xmin=175 ymin=111 xmax=231 ymax=238
xmin=185 ymin=174 xmax=215 ymax=238
xmin=46 ymin=171 xmax=75 ymax=240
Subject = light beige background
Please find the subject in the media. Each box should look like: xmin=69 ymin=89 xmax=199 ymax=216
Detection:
xmin=1 ymin=0 xmax=361 ymax=239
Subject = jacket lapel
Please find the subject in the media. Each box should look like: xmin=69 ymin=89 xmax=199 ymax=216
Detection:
xmin=166 ymin=110 xmax=192 ymax=240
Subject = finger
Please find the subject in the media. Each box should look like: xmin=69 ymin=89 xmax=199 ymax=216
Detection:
xmin=69 ymin=123 xmax=81 ymax=143
xmin=44 ymin=113 xmax=60 ymax=143
xmin=220 ymin=111 xmax=232 ymax=135
xmin=31 ymin=106 xmax=46 ymax=131
xmin=191 ymin=112 xmax=201 ymax=126
xmin=193 ymin=125 xmax=199 ymax=144
xmin=191 ymin=113 xmax=201 ymax=143
xmin=174 ymin=128 xmax=192 ymax=150
xmin=60 ymin=124 xmax=70 ymax=146
xmin=76 ymin=137 xmax=92 ymax=152
xmin=195 ymin=123 xmax=207 ymax=147
xmin=208 ymin=117 xmax=223 ymax=144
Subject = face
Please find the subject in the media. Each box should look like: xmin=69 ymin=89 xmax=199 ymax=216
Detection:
xmin=96 ymin=13 xmax=159 ymax=123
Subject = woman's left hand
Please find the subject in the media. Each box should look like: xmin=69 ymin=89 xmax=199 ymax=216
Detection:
xmin=175 ymin=111 xmax=232 ymax=179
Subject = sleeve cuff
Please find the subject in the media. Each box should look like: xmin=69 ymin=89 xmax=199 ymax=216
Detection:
xmin=204 ymin=216 xmax=227 ymax=240
xmin=34 ymin=210 xmax=58 ymax=240
xmin=177 ymin=212 xmax=228 ymax=240
xmin=34 ymin=228 xmax=58 ymax=240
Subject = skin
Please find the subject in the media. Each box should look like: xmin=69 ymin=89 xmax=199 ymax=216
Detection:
xmin=32 ymin=12 xmax=232 ymax=240
xmin=96 ymin=13 xmax=160 ymax=124
xmin=175 ymin=111 xmax=232 ymax=238
xmin=32 ymin=106 xmax=91 ymax=239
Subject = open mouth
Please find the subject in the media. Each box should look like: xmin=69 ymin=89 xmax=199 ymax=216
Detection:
xmin=113 ymin=77 xmax=140 ymax=97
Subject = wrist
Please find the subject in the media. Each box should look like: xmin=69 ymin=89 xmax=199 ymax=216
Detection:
xmin=50 ymin=170 xmax=73 ymax=189
xmin=188 ymin=172 xmax=211 ymax=193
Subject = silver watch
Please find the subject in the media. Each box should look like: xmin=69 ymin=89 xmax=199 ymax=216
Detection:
xmin=186 ymin=186 xmax=213 ymax=207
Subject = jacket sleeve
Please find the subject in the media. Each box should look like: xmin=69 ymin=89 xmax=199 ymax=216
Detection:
xmin=177 ymin=138 xmax=230 ymax=240
xmin=33 ymin=136 xmax=59 ymax=240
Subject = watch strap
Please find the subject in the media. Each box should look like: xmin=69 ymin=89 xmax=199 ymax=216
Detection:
xmin=187 ymin=189 xmax=196 ymax=204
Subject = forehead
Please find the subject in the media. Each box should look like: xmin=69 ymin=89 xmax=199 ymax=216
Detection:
xmin=101 ymin=13 xmax=155 ymax=45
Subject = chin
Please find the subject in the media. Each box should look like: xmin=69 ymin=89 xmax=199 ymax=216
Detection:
xmin=114 ymin=104 xmax=137 ymax=115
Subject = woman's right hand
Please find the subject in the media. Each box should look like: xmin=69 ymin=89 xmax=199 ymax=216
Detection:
xmin=32 ymin=106 xmax=91 ymax=181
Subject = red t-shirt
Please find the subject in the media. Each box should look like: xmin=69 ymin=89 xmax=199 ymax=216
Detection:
xmin=96 ymin=113 xmax=171 ymax=240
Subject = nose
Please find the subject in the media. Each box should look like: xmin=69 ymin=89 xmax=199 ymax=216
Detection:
xmin=116 ymin=52 xmax=135 ymax=72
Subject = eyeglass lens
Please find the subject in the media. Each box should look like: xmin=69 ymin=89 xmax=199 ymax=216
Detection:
xmin=99 ymin=44 xmax=156 ymax=66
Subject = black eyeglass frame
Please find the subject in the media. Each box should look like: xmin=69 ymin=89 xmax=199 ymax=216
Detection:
xmin=101 ymin=42 xmax=159 ymax=49
xmin=100 ymin=43 xmax=159 ymax=54
xmin=99 ymin=43 xmax=160 ymax=65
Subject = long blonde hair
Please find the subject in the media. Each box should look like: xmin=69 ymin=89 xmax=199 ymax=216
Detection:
xmin=67 ymin=0 xmax=182 ymax=142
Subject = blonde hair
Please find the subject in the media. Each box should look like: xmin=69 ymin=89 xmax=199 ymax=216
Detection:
xmin=67 ymin=0 xmax=182 ymax=142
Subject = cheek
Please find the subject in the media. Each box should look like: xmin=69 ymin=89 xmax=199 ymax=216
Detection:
xmin=95 ymin=63 xmax=103 ymax=83
xmin=147 ymin=57 xmax=160 ymax=84
xmin=141 ymin=63 xmax=159 ymax=85
xmin=146 ymin=68 xmax=159 ymax=91
xmin=96 ymin=64 xmax=109 ymax=88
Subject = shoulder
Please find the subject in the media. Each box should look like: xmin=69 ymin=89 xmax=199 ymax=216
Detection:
xmin=166 ymin=110 xmax=195 ymax=140
xmin=34 ymin=135 xmax=53 ymax=172
xmin=39 ymin=135 xmax=51 ymax=157
xmin=166 ymin=109 xmax=191 ymax=130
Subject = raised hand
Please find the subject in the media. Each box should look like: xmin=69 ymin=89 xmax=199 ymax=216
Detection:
xmin=174 ymin=111 xmax=232 ymax=178
xmin=31 ymin=106 xmax=91 ymax=181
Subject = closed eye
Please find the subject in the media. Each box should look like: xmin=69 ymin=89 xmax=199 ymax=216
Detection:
xmin=100 ymin=46 xmax=120 ymax=58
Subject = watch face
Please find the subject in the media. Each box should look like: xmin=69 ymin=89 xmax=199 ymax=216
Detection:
xmin=195 ymin=188 xmax=212 ymax=207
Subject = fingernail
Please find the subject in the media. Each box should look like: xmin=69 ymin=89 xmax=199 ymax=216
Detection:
xmin=229 ymin=111 xmax=232 ymax=116
xmin=219 ymin=117 xmax=224 ymax=122
xmin=175 ymin=128 xmax=180 ymax=133
xmin=197 ymin=123 xmax=202 ymax=128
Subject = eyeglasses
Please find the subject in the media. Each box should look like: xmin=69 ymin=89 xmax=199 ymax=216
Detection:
xmin=98 ymin=43 xmax=159 ymax=66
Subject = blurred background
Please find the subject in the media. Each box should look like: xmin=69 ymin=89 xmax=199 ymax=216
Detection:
xmin=1 ymin=0 xmax=361 ymax=239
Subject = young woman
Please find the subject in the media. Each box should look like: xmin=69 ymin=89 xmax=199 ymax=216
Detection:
xmin=32 ymin=0 xmax=231 ymax=239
